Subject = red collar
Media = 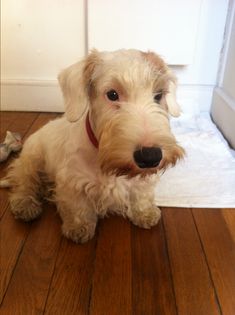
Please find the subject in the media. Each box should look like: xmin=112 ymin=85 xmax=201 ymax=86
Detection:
xmin=86 ymin=112 xmax=99 ymax=148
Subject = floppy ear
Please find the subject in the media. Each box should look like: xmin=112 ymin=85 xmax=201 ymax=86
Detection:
xmin=141 ymin=51 xmax=181 ymax=117
xmin=165 ymin=79 xmax=181 ymax=117
xmin=58 ymin=51 xmax=99 ymax=122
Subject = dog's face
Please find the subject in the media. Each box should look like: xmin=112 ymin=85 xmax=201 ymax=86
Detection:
xmin=59 ymin=49 xmax=184 ymax=177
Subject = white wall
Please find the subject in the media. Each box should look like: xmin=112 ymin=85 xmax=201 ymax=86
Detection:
xmin=1 ymin=0 xmax=85 ymax=112
xmin=0 ymin=0 xmax=229 ymax=113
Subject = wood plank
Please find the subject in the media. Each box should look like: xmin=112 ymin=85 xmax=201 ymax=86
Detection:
xmin=0 ymin=112 xmax=19 ymax=141
xmin=163 ymin=208 xmax=221 ymax=315
xmin=132 ymin=218 xmax=177 ymax=315
xmin=0 ymin=113 xmax=60 ymax=304
xmin=44 ymin=234 xmax=96 ymax=315
xmin=222 ymin=208 xmax=235 ymax=242
xmin=0 ymin=203 xmax=61 ymax=314
xmin=193 ymin=208 xmax=235 ymax=315
xmin=0 ymin=112 xmax=38 ymax=156
xmin=89 ymin=216 xmax=132 ymax=315
xmin=0 ymin=210 xmax=30 ymax=304
xmin=0 ymin=112 xmax=39 ymax=175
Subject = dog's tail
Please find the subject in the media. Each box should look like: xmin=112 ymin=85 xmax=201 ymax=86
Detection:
xmin=0 ymin=177 xmax=12 ymax=188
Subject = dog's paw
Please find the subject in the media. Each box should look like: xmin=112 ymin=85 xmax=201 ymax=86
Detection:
xmin=62 ymin=221 xmax=96 ymax=244
xmin=10 ymin=197 xmax=42 ymax=222
xmin=129 ymin=206 xmax=161 ymax=229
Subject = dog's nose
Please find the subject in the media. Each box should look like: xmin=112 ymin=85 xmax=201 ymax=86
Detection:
xmin=133 ymin=147 xmax=162 ymax=168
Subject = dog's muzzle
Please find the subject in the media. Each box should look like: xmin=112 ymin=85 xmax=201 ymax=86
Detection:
xmin=133 ymin=147 xmax=162 ymax=168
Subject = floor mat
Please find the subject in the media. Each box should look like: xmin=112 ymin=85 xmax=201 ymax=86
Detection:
xmin=155 ymin=113 xmax=235 ymax=208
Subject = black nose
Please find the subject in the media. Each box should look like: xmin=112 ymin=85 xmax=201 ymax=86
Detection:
xmin=133 ymin=147 xmax=162 ymax=168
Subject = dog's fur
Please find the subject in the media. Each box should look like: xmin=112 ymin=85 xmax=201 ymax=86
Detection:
xmin=5 ymin=49 xmax=184 ymax=243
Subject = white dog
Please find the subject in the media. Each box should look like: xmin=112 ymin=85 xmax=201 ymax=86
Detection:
xmin=5 ymin=49 xmax=184 ymax=243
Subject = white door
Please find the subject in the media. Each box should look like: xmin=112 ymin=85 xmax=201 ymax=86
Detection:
xmin=211 ymin=3 xmax=235 ymax=149
xmin=87 ymin=0 xmax=202 ymax=65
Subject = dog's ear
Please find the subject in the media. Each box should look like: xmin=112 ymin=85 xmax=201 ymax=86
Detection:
xmin=165 ymin=79 xmax=181 ymax=117
xmin=141 ymin=51 xmax=181 ymax=117
xmin=58 ymin=50 xmax=99 ymax=122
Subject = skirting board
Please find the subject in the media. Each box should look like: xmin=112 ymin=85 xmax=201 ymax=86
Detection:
xmin=0 ymin=80 xmax=64 ymax=112
xmin=0 ymin=79 xmax=213 ymax=113
xmin=211 ymin=87 xmax=235 ymax=149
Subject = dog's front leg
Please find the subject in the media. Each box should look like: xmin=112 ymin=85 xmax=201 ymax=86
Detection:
xmin=127 ymin=189 xmax=161 ymax=229
xmin=56 ymin=183 xmax=97 ymax=243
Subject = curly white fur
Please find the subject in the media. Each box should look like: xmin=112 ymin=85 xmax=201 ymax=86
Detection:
xmin=4 ymin=49 xmax=184 ymax=243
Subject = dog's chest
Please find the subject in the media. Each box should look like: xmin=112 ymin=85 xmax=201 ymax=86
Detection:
xmin=87 ymin=174 xmax=131 ymax=209
xmin=87 ymin=173 xmax=157 ymax=216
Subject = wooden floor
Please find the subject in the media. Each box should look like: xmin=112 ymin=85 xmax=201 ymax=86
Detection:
xmin=0 ymin=112 xmax=235 ymax=315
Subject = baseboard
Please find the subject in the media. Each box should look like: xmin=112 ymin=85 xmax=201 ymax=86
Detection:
xmin=0 ymin=79 xmax=64 ymax=112
xmin=211 ymin=87 xmax=235 ymax=149
xmin=1 ymin=79 xmax=213 ymax=113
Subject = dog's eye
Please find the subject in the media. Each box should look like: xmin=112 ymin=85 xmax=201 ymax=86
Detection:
xmin=154 ymin=92 xmax=163 ymax=103
xmin=106 ymin=90 xmax=119 ymax=101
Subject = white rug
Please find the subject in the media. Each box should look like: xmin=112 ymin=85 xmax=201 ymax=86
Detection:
xmin=155 ymin=113 xmax=235 ymax=208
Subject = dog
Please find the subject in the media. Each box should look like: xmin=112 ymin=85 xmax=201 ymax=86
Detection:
xmin=4 ymin=49 xmax=184 ymax=243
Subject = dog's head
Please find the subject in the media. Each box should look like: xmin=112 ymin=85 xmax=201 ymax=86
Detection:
xmin=58 ymin=49 xmax=184 ymax=177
